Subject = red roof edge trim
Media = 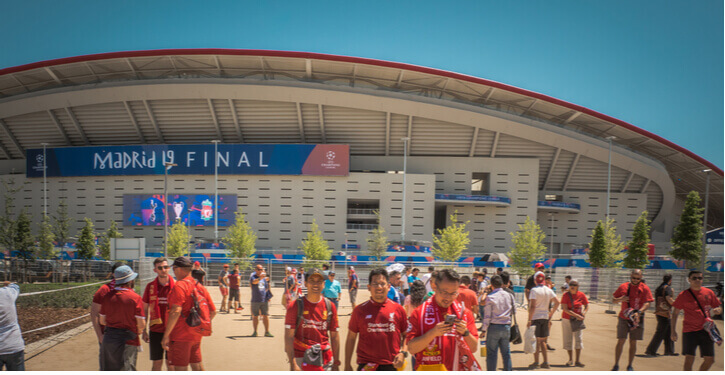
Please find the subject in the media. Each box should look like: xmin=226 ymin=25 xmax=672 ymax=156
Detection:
xmin=0 ymin=48 xmax=721 ymax=176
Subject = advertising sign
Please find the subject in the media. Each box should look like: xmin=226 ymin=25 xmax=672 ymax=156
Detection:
xmin=123 ymin=194 xmax=237 ymax=227
xmin=27 ymin=144 xmax=349 ymax=177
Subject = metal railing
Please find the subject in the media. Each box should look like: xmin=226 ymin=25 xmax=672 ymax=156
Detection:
xmin=346 ymin=223 xmax=378 ymax=230
xmin=347 ymin=208 xmax=377 ymax=215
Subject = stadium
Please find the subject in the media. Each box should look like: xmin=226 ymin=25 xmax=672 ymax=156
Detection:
xmin=0 ymin=49 xmax=722 ymax=263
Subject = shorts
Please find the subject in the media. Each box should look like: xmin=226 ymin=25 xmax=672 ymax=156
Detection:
xmin=616 ymin=317 xmax=645 ymax=340
xmin=168 ymin=340 xmax=202 ymax=367
xmin=229 ymin=288 xmax=240 ymax=302
xmin=251 ymin=301 xmax=269 ymax=316
xmin=682 ymin=330 xmax=715 ymax=357
xmin=219 ymin=286 xmax=229 ymax=296
xmin=349 ymin=289 xmax=358 ymax=305
xmin=149 ymin=331 xmax=168 ymax=361
xmin=532 ymin=319 xmax=550 ymax=338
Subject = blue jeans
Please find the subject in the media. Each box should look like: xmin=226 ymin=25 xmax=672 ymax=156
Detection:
xmin=486 ymin=324 xmax=512 ymax=371
xmin=0 ymin=350 xmax=25 ymax=371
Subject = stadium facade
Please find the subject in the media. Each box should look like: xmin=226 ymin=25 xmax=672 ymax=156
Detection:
xmin=0 ymin=49 xmax=721 ymax=256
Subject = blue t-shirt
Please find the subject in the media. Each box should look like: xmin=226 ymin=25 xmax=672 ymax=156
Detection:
xmin=408 ymin=275 xmax=420 ymax=284
xmin=387 ymin=286 xmax=404 ymax=305
xmin=0 ymin=284 xmax=24 ymax=355
xmin=323 ymin=279 xmax=342 ymax=299
xmin=249 ymin=273 xmax=268 ymax=303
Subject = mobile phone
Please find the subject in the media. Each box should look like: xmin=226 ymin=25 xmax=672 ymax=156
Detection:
xmin=444 ymin=314 xmax=457 ymax=324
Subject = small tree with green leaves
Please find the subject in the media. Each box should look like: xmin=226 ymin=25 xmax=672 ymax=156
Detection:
xmin=588 ymin=218 xmax=624 ymax=268
xmin=52 ymin=200 xmax=72 ymax=254
xmin=77 ymin=218 xmax=97 ymax=282
xmin=507 ymin=216 xmax=547 ymax=276
xmin=15 ymin=211 xmax=35 ymax=283
xmin=624 ymin=211 xmax=651 ymax=269
xmin=366 ymin=210 xmax=388 ymax=262
xmin=37 ymin=214 xmax=56 ymax=259
xmin=0 ymin=178 xmax=26 ymax=254
xmin=223 ymin=208 xmax=257 ymax=270
xmin=432 ymin=210 xmax=470 ymax=262
xmin=670 ymin=191 xmax=704 ymax=268
xmin=167 ymin=219 xmax=191 ymax=258
xmin=300 ymin=220 xmax=332 ymax=269
xmin=99 ymin=220 xmax=123 ymax=260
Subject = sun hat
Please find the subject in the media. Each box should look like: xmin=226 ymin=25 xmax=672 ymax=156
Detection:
xmin=114 ymin=265 xmax=138 ymax=285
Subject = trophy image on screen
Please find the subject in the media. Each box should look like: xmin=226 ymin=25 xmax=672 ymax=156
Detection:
xmin=173 ymin=201 xmax=185 ymax=220
xmin=148 ymin=201 xmax=157 ymax=223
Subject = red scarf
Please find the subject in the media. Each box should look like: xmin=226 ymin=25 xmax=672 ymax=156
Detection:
xmin=148 ymin=276 xmax=174 ymax=327
xmin=417 ymin=297 xmax=481 ymax=371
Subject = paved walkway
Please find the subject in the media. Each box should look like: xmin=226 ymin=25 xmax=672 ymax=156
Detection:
xmin=26 ymin=287 xmax=724 ymax=371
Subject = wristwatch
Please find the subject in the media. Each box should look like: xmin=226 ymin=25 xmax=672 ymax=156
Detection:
xmin=462 ymin=329 xmax=470 ymax=337
xmin=400 ymin=350 xmax=409 ymax=358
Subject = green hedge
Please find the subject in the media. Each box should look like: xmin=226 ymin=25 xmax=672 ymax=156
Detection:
xmin=16 ymin=282 xmax=142 ymax=309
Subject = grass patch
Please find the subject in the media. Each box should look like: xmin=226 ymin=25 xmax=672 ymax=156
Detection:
xmin=16 ymin=281 xmax=142 ymax=309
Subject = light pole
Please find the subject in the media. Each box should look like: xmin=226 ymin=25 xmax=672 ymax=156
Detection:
xmin=41 ymin=143 xmax=49 ymax=218
xmin=163 ymin=162 xmax=178 ymax=257
xmin=211 ymin=140 xmax=220 ymax=244
xmin=401 ymin=137 xmax=410 ymax=242
xmin=549 ymin=213 xmax=554 ymax=275
xmin=700 ymin=169 xmax=711 ymax=272
xmin=605 ymin=136 xmax=616 ymax=221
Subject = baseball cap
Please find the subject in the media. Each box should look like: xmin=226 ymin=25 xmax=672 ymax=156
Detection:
xmin=348 ymin=266 xmax=354 ymax=271
xmin=172 ymin=256 xmax=193 ymax=268
xmin=291 ymin=268 xmax=297 ymax=273
xmin=114 ymin=265 xmax=138 ymax=285
xmin=223 ymin=264 xmax=229 ymax=268
xmin=193 ymin=261 xmax=201 ymax=267
xmin=534 ymin=271 xmax=546 ymax=285
xmin=306 ymin=268 xmax=325 ymax=280
xmin=534 ymin=262 xmax=545 ymax=269
xmin=328 ymin=270 xmax=336 ymax=275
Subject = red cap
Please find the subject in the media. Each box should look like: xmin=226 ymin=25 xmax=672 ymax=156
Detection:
xmin=534 ymin=262 xmax=545 ymax=269
xmin=291 ymin=268 xmax=297 ymax=273
xmin=223 ymin=264 xmax=229 ymax=268
xmin=193 ymin=261 xmax=201 ymax=267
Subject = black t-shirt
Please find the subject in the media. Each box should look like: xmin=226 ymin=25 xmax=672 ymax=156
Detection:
xmin=525 ymin=275 xmax=535 ymax=291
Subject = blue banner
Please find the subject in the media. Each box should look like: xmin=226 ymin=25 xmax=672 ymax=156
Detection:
xmin=537 ymin=201 xmax=581 ymax=210
xmin=27 ymin=144 xmax=349 ymax=177
xmin=123 ymin=194 xmax=237 ymax=227
xmin=434 ymin=193 xmax=511 ymax=204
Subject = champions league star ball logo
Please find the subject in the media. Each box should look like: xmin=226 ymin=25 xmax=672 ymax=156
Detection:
xmin=326 ymin=151 xmax=335 ymax=161
xmin=320 ymin=150 xmax=341 ymax=170
xmin=36 ymin=154 xmax=44 ymax=163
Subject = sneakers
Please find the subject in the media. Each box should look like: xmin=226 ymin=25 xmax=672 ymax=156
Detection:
xmin=575 ymin=362 xmax=585 ymax=367
xmin=644 ymin=351 xmax=658 ymax=357
xmin=528 ymin=362 xmax=540 ymax=370
xmin=251 ymin=331 xmax=258 ymax=337
xmin=264 ymin=332 xmax=274 ymax=337
xmin=626 ymin=365 xmax=634 ymax=371
xmin=546 ymin=344 xmax=556 ymax=351
xmin=611 ymin=365 xmax=619 ymax=371
xmin=540 ymin=362 xmax=550 ymax=369
xmin=565 ymin=361 xmax=574 ymax=367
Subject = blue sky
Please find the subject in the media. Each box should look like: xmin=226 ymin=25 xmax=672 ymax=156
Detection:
xmin=2 ymin=1 xmax=722 ymax=168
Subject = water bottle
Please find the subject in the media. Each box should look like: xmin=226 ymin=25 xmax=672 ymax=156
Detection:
xmin=480 ymin=338 xmax=487 ymax=357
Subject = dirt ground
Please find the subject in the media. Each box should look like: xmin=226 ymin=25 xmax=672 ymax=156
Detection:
xmin=25 ymin=287 xmax=724 ymax=371
xmin=18 ymin=307 xmax=90 ymax=344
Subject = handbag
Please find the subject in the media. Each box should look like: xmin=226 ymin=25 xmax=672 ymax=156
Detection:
xmin=566 ymin=291 xmax=586 ymax=332
xmin=509 ymin=293 xmax=522 ymax=344
xmin=687 ymin=289 xmax=722 ymax=344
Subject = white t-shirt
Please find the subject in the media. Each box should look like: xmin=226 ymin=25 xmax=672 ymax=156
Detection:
xmin=529 ymin=285 xmax=556 ymax=320
xmin=421 ymin=273 xmax=433 ymax=293
xmin=401 ymin=274 xmax=410 ymax=290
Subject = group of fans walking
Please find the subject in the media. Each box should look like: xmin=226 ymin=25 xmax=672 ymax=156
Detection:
xmin=2 ymin=257 xmax=721 ymax=371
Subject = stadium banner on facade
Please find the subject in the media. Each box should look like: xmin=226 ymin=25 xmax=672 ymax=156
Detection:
xmin=123 ymin=194 xmax=237 ymax=227
xmin=26 ymin=144 xmax=349 ymax=177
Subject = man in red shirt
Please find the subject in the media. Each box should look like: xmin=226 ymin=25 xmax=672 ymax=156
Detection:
xmin=161 ymin=256 xmax=217 ymax=371
xmin=457 ymin=276 xmax=479 ymax=318
xmin=611 ymin=269 xmax=654 ymax=371
xmin=344 ymin=268 xmax=409 ymax=371
xmin=90 ymin=261 xmax=125 ymax=370
xmin=99 ymin=265 xmax=145 ymax=371
xmin=141 ymin=257 xmax=175 ymax=371
xmin=407 ymin=269 xmax=481 ymax=371
xmin=284 ymin=268 xmax=340 ymax=371
xmin=671 ymin=270 xmax=723 ymax=371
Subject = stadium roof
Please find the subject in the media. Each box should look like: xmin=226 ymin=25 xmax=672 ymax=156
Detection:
xmin=0 ymin=49 xmax=721 ymax=228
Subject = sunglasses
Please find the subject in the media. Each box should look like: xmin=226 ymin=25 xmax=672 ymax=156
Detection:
xmin=691 ymin=277 xmax=704 ymax=280
xmin=157 ymin=265 xmax=171 ymax=270
xmin=631 ymin=277 xmax=641 ymax=280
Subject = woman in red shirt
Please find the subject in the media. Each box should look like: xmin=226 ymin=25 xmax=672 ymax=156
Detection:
xmin=560 ymin=279 xmax=588 ymax=367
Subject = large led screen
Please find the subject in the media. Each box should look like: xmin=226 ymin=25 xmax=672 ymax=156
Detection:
xmin=123 ymin=194 xmax=237 ymax=227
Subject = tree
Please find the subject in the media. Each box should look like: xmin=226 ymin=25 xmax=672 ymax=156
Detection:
xmin=507 ymin=216 xmax=546 ymax=276
xmin=15 ymin=211 xmax=35 ymax=283
xmin=670 ymin=191 xmax=704 ymax=268
xmin=300 ymin=220 xmax=331 ymax=269
xmin=223 ymin=208 xmax=257 ymax=270
xmin=167 ymin=219 xmax=191 ymax=258
xmin=588 ymin=218 xmax=624 ymax=268
xmin=0 ymin=178 xmax=26 ymax=254
xmin=52 ymin=200 xmax=72 ymax=255
xmin=77 ymin=218 xmax=97 ymax=282
xmin=432 ymin=210 xmax=470 ymax=262
xmin=99 ymin=220 xmax=123 ymax=260
xmin=624 ymin=211 xmax=651 ymax=269
xmin=366 ymin=210 xmax=388 ymax=262
xmin=37 ymin=214 xmax=56 ymax=259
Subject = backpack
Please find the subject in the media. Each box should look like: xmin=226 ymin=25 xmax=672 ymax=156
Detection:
xmin=184 ymin=279 xmax=213 ymax=337
xmin=296 ymin=297 xmax=332 ymax=332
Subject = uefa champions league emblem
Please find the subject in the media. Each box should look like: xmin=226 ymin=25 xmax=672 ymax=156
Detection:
xmin=173 ymin=201 xmax=185 ymax=220
xmin=326 ymin=151 xmax=335 ymax=161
